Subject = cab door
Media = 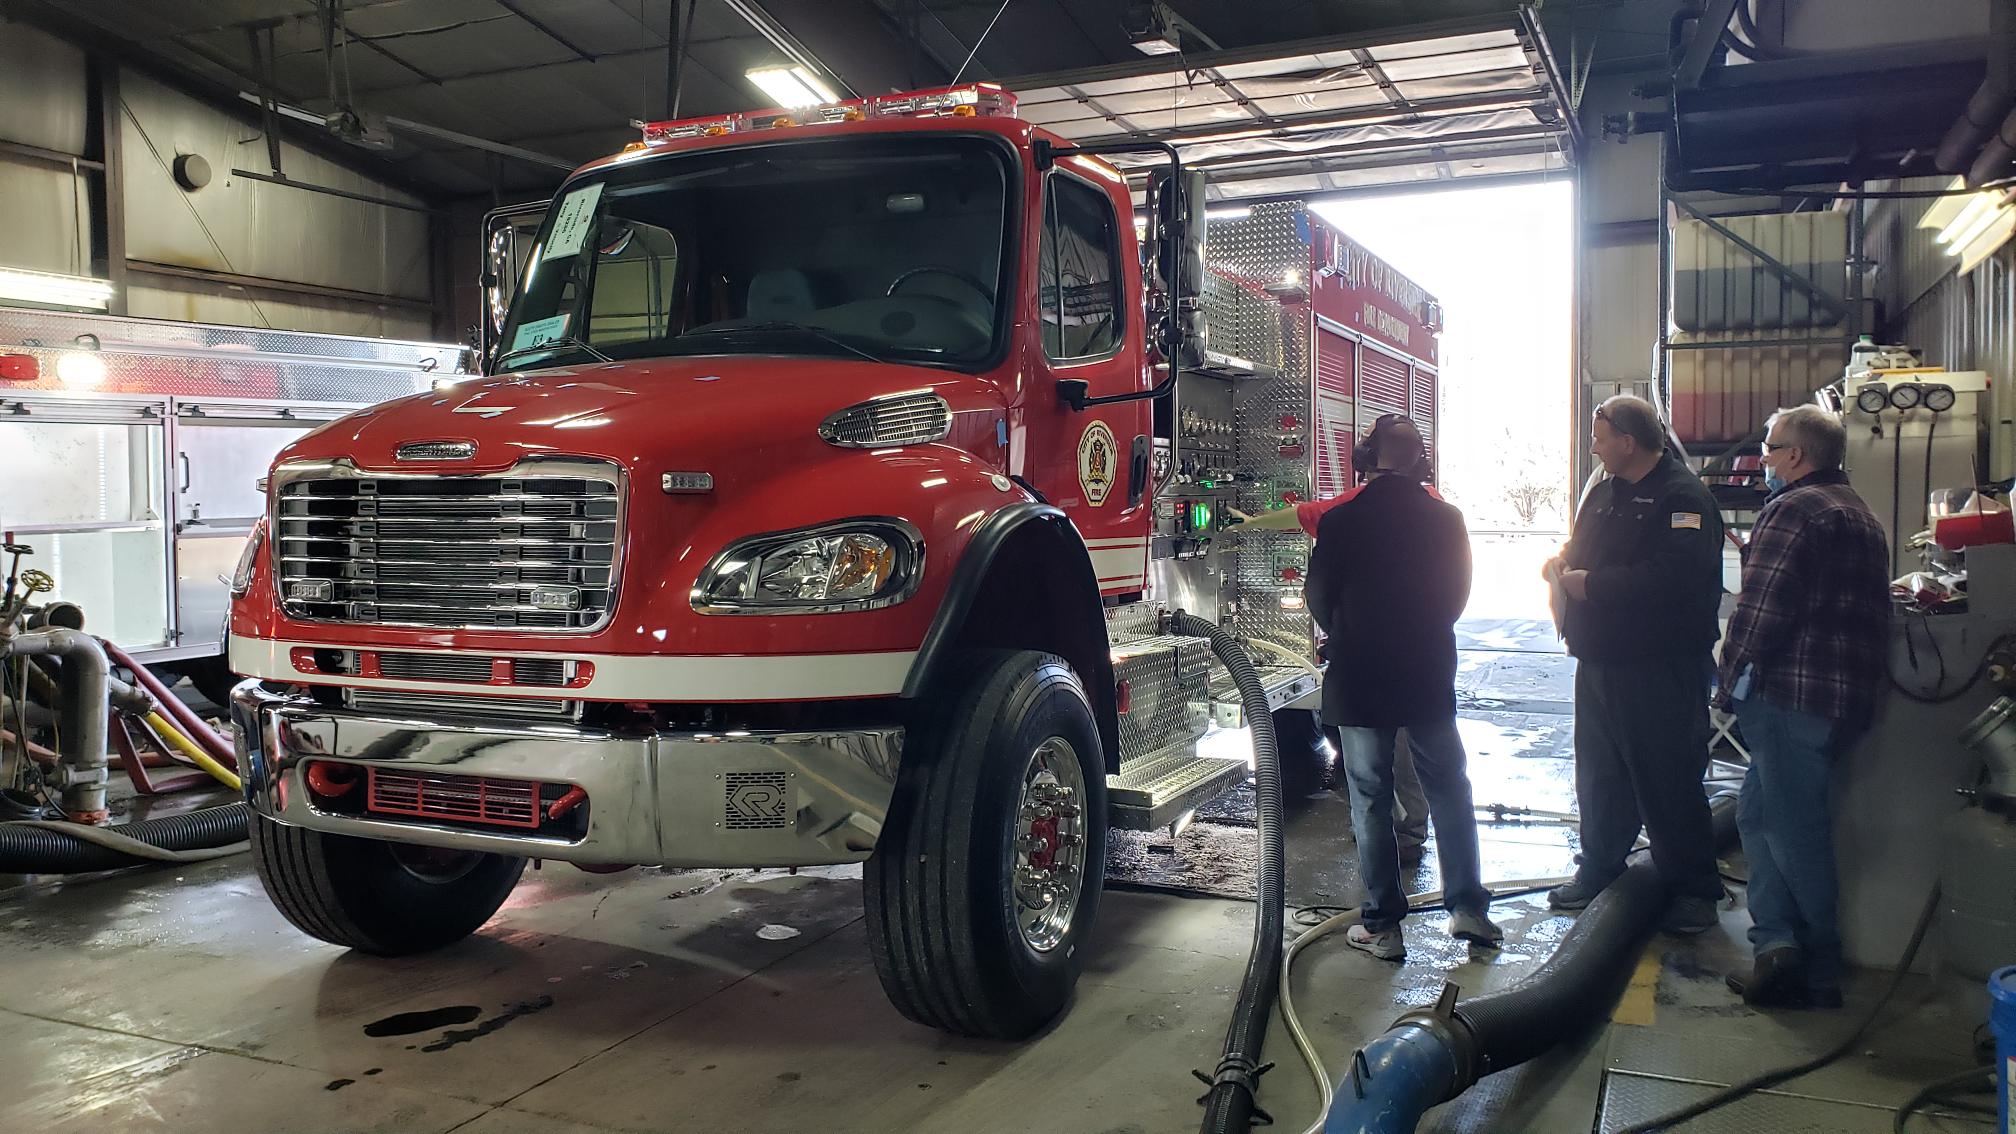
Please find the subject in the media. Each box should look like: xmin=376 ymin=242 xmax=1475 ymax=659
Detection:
xmin=1024 ymin=161 xmax=1153 ymax=596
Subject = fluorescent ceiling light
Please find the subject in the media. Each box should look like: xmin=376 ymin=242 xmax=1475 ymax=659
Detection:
xmin=1936 ymin=194 xmax=2000 ymax=247
xmin=746 ymin=66 xmax=838 ymax=109
xmin=1132 ymin=35 xmax=1181 ymax=55
xmin=0 ymin=267 xmax=115 ymax=310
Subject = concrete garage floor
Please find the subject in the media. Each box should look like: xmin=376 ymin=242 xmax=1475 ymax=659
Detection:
xmin=0 ymin=638 xmax=1993 ymax=1134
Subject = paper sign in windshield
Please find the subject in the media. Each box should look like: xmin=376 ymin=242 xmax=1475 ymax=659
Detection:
xmin=541 ymin=183 xmax=605 ymax=262
xmin=510 ymin=314 xmax=571 ymax=352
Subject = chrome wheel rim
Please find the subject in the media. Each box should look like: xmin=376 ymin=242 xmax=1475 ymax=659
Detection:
xmin=1012 ymin=736 xmax=1087 ymax=953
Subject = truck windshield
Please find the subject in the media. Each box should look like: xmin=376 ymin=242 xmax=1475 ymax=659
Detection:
xmin=495 ymin=135 xmax=1014 ymax=374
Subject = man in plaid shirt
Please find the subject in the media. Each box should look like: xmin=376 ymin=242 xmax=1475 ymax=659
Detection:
xmin=1715 ymin=404 xmax=1890 ymax=1010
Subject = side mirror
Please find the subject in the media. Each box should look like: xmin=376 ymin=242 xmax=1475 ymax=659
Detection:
xmin=1147 ymin=169 xmax=1208 ymax=369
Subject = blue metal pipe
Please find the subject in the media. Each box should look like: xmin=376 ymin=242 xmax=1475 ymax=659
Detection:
xmin=1323 ymin=1023 xmax=1460 ymax=1134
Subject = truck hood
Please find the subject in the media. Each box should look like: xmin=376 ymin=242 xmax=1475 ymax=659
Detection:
xmin=279 ymin=355 xmax=978 ymax=475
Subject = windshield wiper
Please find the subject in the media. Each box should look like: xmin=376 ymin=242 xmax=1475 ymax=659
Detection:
xmin=492 ymin=335 xmax=612 ymax=372
xmin=681 ymin=320 xmax=885 ymax=365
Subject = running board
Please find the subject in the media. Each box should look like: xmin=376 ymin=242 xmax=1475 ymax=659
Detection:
xmin=1208 ymin=663 xmax=1320 ymax=727
xmin=1106 ymin=743 xmax=1249 ymax=831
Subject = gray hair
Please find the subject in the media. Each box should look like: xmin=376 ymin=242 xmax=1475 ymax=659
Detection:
xmin=1767 ymin=404 xmax=1847 ymax=470
xmin=1595 ymin=394 xmax=1667 ymax=452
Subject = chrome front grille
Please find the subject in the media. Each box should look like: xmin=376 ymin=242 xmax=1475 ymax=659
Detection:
xmin=274 ymin=460 xmax=621 ymax=630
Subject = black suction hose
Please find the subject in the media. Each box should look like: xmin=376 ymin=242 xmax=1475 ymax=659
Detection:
xmin=1171 ymin=611 xmax=1283 ymax=1134
xmin=0 ymin=803 xmax=248 ymax=873
xmin=1324 ymin=790 xmax=1740 ymax=1133
xmin=1454 ymin=793 xmax=1739 ymax=1074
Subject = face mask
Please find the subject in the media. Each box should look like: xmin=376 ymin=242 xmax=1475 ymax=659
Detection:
xmin=1764 ymin=468 xmax=1787 ymax=494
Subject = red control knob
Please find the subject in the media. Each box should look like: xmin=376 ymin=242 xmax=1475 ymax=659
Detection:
xmin=1279 ymin=413 xmax=1300 ymax=430
xmin=1280 ymin=566 xmax=1302 ymax=582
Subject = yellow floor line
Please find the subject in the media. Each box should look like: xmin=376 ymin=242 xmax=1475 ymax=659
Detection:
xmin=1611 ymin=945 xmax=1662 ymax=1027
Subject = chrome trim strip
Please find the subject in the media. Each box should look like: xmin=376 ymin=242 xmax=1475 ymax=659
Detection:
xmin=233 ymin=681 xmax=903 ymax=867
xmin=268 ymin=456 xmax=626 ymax=635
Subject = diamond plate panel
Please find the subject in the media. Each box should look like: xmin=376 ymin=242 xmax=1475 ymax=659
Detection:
xmin=1112 ymin=634 xmax=1212 ymax=766
xmin=1208 ymin=202 xmax=1317 ymax=658
xmin=1595 ymin=1070 xmax=1988 ymax=1134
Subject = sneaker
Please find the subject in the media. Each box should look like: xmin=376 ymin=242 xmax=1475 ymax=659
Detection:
xmin=1346 ymin=923 xmax=1406 ymax=961
xmin=1547 ymin=878 xmax=1605 ymax=910
xmin=1661 ymin=895 xmax=1719 ymax=936
xmin=1725 ymin=946 xmax=1806 ymax=1007
xmin=1448 ymin=909 xmax=1505 ymax=946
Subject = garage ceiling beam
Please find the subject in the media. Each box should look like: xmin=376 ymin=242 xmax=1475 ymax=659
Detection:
xmin=493 ymin=0 xmax=599 ymax=64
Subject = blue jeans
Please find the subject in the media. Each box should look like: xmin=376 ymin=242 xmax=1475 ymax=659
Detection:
xmin=1337 ymin=718 xmax=1491 ymax=930
xmin=1734 ymin=696 xmax=1841 ymax=992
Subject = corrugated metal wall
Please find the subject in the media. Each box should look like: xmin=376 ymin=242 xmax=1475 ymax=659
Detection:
xmin=0 ymin=24 xmax=93 ymax=279
xmin=0 ymin=19 xmax=439 ymax=338
xmin=1875 ymin=179 xmax=2016 ymax=482
xmin=118 ymin=73 xmax=431 ymax=306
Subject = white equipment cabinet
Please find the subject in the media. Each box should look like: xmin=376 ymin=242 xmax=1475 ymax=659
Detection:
xmin=0 ymin=306 xmax=468 ymax=691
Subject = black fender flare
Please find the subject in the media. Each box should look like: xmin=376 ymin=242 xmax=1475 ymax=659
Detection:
xmin=902 ymin=503 xmax=1120 ymax=767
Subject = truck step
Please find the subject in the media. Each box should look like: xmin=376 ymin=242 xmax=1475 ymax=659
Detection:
xmin=1208 ymin=662 xmax=1321 ymax=727
xmin=1106 ymin=743 xmax=1249 ymax=832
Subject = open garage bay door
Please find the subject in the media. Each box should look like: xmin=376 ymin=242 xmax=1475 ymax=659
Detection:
xmin=1005 ymin=10 xmax=1575 ymax=204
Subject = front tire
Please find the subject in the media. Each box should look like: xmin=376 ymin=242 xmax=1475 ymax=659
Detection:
xmin=864 ymin=649 xmax=1109 ymax=1039
xmin=249 ymin=815 xmax=524 ymax=955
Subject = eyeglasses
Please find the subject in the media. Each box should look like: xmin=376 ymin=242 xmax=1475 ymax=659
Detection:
xmin=1761 ymin=441 xmax=1791 ymax=454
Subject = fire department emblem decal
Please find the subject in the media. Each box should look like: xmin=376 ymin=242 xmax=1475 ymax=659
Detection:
xmin=1077 ymin=421 xmax=1117 ymax=506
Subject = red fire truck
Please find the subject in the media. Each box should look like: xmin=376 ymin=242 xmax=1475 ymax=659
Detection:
xmin=228 ymin=82 xmax=1442 ymax=1040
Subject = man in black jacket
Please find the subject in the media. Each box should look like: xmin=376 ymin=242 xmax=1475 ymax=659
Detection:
xmin=1307 ymin=418 xmax=1501 ymax=961
xmin=1544 ymin=395 xmax=1725 ymax=934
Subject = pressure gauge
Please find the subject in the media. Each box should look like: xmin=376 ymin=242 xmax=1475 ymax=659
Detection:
xmin=1855 ymin=385 xmax=1890 ymax=415
xmin=1888 ymin=383 xmax=1924 ymax=411
xmin=1924 ymin=384 xmax=1957 ymax=413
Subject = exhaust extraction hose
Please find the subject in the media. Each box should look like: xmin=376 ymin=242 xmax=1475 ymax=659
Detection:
xmin=1171 ymin=611 xmax=1284 ymax=1134
xmin=1323 ymin=791 xmax=1741 ymax=1133
xmin=0 ymin=803 xmax=249 ymax=873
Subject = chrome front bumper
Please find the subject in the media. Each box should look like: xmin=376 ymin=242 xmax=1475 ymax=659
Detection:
xmin=231 ymin=681 xmax=903 ymax=868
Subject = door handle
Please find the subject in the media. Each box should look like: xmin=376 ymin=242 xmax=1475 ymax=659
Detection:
xmin=1128 ymin=434 xmax=1150 ymax=507
xmin=178 ymin=452 xmax=191 ymax=493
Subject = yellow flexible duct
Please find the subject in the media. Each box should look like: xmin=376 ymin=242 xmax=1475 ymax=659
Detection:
xmin=143 ymin=710 xmax=240 ymax=792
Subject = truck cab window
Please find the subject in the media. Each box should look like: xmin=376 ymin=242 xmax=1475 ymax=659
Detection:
xmin=496 ymin=136 xmax=1013 ymax=374
xmin=1039 ymin=174 xmax=1123 ymax=362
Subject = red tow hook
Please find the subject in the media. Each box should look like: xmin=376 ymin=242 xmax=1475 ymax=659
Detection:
xmin=305 ymin=761 xmax=360 ymax=799
xmin=547 ymin=785 xmax=589 ymax=820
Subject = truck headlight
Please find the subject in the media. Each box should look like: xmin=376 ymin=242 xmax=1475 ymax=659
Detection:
xmin=694 ymin=520 xmax=923 ymax=613
xmin=230 ymin=517 xmax=267 ymax=597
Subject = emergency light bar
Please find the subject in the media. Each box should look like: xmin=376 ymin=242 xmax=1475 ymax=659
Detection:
xmin=639 ymin=83 xmax=1017 ymax=145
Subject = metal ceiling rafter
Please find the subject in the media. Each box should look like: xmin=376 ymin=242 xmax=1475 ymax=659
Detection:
xmin=493 ymin=0 xmax=599 ymax=63
xmin=1006 ymin=10 xmax=1577 ymax=201
xmin=1060 ymin=87 xmax=1556 ymax=152
xmin=1174 ymin=123 xmax=1570 ymax=175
